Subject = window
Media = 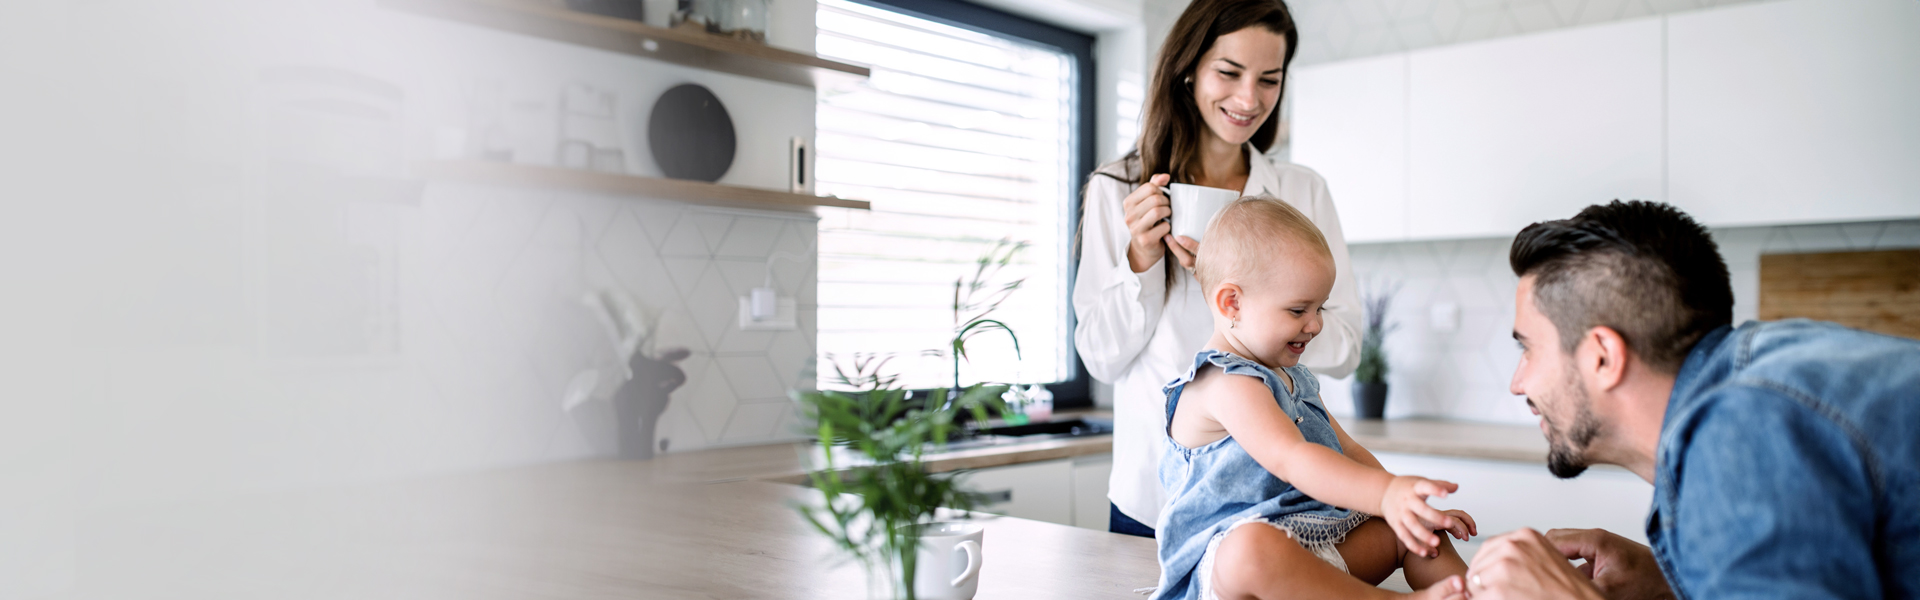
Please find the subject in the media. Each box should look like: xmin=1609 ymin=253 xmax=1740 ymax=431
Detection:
xmin=814 ymin=0 xmax=1092 ymax=401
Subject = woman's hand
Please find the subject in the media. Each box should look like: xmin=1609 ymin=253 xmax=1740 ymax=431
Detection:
xmin=1122 ymin=174 xmax=1173 ymax=273
xmin=1379 ymin=475 xmax=1458 ymax=558
xmin=1165 ymin=234 xmax=1199 ymax=272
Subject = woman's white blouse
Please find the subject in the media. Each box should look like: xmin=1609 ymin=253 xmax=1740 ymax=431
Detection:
xmin=1073 ymin=147 xmax=1363 ymax=528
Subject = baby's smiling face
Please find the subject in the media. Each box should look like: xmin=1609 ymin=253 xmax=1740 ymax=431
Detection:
xmin=1220 ymin=247 xmax=1335 ymax=370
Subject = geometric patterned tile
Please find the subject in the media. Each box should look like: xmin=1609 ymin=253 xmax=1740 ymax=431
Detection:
xmin=1837 ymin=222 xmax=1888 ymax=250
xmin=627 ymin=201 xmax=683 ymax=249
xmin=712 ymin=258 xmax=770 ymax=297
xmin=681 ymin=360 xmax=736 ymax=442
xmin=661 ymin=258 xmax=709 ymax=301
xmin=684 ymin=268 xmax=739 ymax=350
xmin=659 ymin=216 xmax=712 ymax=258
xmin=716 ymin=216 xmax=785 ymax=259
xmin=718 ymin=355 xmax=788 ymax=402
xmin=1346 ymin=217 xmax=1911 ymax=421
xmin=720 ymin=402 xmax=789 ymax=443
xmin=1876 ymin=220 xmax=1920 ymax=249
xmin=687 ymin=212 xmax=735 ymax=254
xmin=767 ymin=331 xmax=813 ymax=389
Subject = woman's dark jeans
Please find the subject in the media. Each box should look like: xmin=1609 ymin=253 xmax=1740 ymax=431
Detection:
xmin=1109 ymin=502 xmax=1156 ymax=538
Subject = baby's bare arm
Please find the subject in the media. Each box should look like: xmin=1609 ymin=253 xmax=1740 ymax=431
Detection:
xmin=1208 ymin=377 xmax=1463 ymax=556
xmin=1326 ymin=410 xmax=1384 ymax=470
xmin=1207 ymin=374 xmax=1395 ymax=513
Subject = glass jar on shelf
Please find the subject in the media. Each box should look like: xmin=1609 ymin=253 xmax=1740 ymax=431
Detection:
xmin=717 ymin=0 xmax=768 ymax=44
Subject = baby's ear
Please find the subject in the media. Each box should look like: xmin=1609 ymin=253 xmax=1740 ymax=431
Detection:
xmin=1211 ymin=281 xmax=1241 ymax=315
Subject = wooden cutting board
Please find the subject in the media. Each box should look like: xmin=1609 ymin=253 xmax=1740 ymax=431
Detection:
xmin=1759 ymin=249 xmax=1920 ymax=340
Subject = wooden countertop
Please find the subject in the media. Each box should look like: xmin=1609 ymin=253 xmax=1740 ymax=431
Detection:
xmin=73 ymin=461 xmax=1160 ymax=598
xmin=630 ymin=412 xmax=1550 ymax=488
xmin=1342 ymin=418 xmax=1550 ymax=464
xmin=638 ymin=410 xmax=1117 ymax=485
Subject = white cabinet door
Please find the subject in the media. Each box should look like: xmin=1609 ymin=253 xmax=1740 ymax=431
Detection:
xmin=1069 ymin=453 xmax=1114 ymax=531
xmin=1291 ymin=54 xmax=1410 ymax=243
xmin=1407 ymin=18 xmax=1664 ymax=240
xmin=1375 ymin=452 xmax=1654 ymax=545
xmin=957 ymin=459 xmax=1073 ymax=526
xmin=1668 ymin=0 xmax=1920 ymax=227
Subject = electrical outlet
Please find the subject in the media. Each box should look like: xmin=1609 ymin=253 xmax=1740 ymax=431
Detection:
xmin=738 ymin=294 xmax=798 ymax=331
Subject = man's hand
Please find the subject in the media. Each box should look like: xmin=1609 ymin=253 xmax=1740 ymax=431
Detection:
xmin=1547 ymin=528 xmax=1674 ymax=600
xmin=1465 ymin=528 xmax=1605 ymax=600
xmin=1379 ymin=475 xmax=1457 ymax=558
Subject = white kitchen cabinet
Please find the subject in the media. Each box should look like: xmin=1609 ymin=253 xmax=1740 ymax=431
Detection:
xmin=957 ymin=458 xmax=1074 ymax=526
xmin=1667 ymin=0 xmax=1920 ymax=227
xmin=1374 ymin=452 xmax=1654 ymax=545
xmin=1406 ymin=18 xmax=1664 ymax=241
xmin=1292 ymin=0 xmax=1920 ymax=239
xmin=1291 ymin=54 xmax=1410 ymax=243
xmin=1070 ymin=453 xmax=1114 ymax=531
xmin=956 ymin=452 xmax=1114 ymax=530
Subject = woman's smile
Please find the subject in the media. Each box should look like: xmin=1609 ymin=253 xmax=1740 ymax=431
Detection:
xmin=1221 ymin=106 xmax=1260 ymax=128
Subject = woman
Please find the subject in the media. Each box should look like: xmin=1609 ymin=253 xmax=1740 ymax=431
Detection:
xmin=1074 ymin=0 xmax=1362 ymax=538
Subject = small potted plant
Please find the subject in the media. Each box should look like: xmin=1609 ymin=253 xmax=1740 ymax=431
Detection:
xmin=1353 ymin=281 xmax=1399 ymax=419
xmin=791 ymin=354 xmax=1002 ymax=600
xmin=790 ymin=239 xmax=1026 ymax=599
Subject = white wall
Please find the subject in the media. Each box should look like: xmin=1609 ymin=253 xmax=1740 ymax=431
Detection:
xmin=0 ymin=0 xmax=826 ymax=594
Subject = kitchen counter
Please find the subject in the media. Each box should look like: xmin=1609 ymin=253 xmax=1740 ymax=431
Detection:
xmin=632 ymin=412 xmax=1552 ymax=487
xmin=1343 ymin=418 xmax=1550 ymax=464
xmin=73 ymin=460 xmax=1160 ymax=598
xmin=67 ymin=414 xmax=1555 ymax=596
xmin=640 ymin=409 xmax=1117 ymax=486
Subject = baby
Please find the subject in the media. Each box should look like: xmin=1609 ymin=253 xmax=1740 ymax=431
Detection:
xmin=1150 ymin=196 xmax=1474 ymax=600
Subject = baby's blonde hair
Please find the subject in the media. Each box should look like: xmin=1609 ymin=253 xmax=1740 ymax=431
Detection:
xmin=1193 ymin=195 xmax=1333 ymax=295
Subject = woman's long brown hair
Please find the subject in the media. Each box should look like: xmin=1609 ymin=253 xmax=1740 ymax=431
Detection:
xmin=1083 ymin=0 xmax=1299 ymax=289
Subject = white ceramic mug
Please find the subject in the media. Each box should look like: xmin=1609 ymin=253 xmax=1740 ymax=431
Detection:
xmin=1166 ymin=183 xmax=1240 ymax=243
xmin=908 ymin=521 xmax=984 ymax=600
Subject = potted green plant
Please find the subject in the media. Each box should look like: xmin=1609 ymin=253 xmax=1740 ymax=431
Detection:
xmin=792 ymin=354 xmax=1002 ymax=600
xmin=1353 ymin=281 xmax=1399 ymax=419
xmin=790 ymin=240 xmax=1027 ymax=599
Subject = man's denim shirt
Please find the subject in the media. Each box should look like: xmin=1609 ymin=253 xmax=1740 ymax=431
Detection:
xmin=1651 ymin=319 xmax=1920 ymax=598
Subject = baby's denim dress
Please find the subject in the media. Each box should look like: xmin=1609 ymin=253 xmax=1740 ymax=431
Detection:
xmin=1148 ymin=349 xmax=1371 ymax=600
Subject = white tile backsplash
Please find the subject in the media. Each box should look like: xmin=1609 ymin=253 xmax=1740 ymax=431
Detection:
xmin=1324 ymin=218 xmax=1920 ymax=423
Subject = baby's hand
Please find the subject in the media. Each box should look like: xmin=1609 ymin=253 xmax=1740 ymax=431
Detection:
xmin=1440 ymin=509 xmax=1477 ymax=541
xmin=1380 ymin=475 xmax=1459 ymax=558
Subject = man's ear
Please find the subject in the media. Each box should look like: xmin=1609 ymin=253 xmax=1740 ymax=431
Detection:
xmin=1584 ymin=326 xmax=1630 ymax=391
xmin=1212 ymin=282 xmax=1241 ymax=321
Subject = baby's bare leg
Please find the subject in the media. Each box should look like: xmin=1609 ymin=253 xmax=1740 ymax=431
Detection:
xmin=1334 ymin=517 xmax=1469 ymax=591
xmin=1211 ymin=522 xmax=1464 ymax=600
xmin=1400 ymin=532 xmax=1468 ymax=590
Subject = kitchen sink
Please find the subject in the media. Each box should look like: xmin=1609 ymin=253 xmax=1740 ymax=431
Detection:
xmin=976 ymin=417 xmax=1112 ymax=438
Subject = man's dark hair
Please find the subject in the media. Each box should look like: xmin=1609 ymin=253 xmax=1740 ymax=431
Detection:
xmin=1509 ymin=200 xmax=1734 ymax=373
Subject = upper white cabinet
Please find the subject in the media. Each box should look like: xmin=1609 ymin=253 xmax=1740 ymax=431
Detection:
xmin=1288 ymin=0 xmax=1920 ymax=242
xmin=1292 ymin=54 xmax=1409 ymax=243
xmin=1407 ymin=19 xmax=1664 ymax=240
xmin=1667 ymin=0 xmax=1920 ymax=227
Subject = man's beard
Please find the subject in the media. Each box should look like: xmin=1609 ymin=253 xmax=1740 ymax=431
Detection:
xmin=1543 ymin=369 xmax=1602 ymax=479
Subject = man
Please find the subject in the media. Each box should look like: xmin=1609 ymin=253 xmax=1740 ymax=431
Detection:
xmin=1464 ymin=201 xmax=1920 ymax=599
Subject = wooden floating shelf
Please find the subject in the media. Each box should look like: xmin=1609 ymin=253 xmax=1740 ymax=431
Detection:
xmin=382 ymin=0 xmax=871 ymax=89
xmin=414 ymin=160 xmax=871 ymax=211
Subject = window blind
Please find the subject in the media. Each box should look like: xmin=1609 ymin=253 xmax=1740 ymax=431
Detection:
xmin=814 ymin=0 xmax=1075 ymax=390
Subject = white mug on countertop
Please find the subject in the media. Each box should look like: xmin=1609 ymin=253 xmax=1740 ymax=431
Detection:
xmin=1166 ymin=183 xmax=1240 ymax=243
xmin=905 ymin=521 xmax=984 ymax=600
